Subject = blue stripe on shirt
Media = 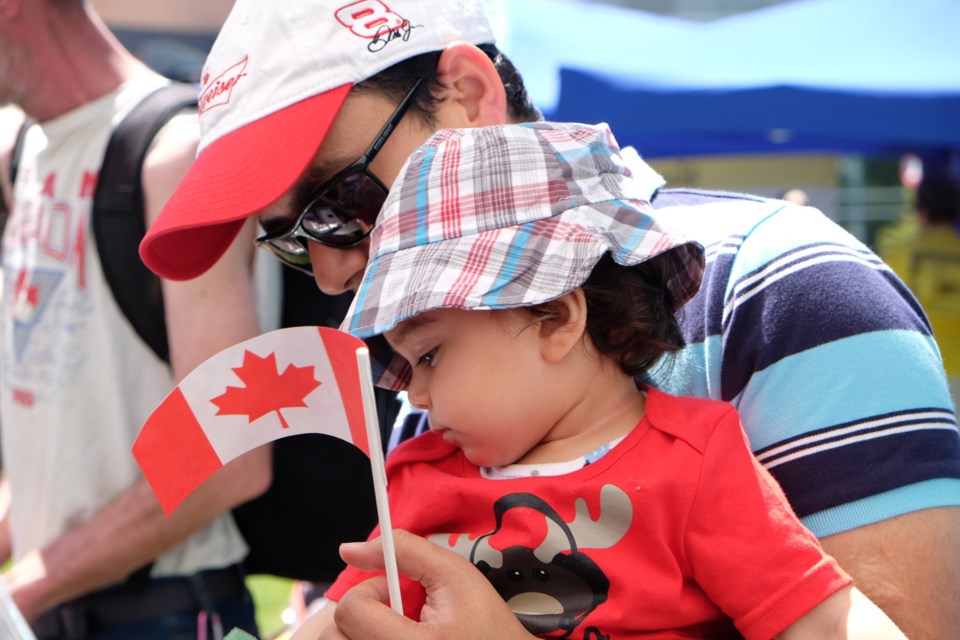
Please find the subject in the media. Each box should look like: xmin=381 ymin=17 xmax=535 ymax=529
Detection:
xmin=802 ymin=478 xmax=960 ymax=538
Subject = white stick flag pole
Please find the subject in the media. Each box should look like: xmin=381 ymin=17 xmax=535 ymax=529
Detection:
xmin=356 ymin=347 xmax=404 ymax=615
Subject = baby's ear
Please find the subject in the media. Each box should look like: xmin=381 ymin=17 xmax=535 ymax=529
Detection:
xmin=538 ymin=290 xmax=588 ymax=363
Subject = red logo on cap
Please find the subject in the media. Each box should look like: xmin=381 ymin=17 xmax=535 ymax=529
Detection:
xmin=335 ymin=0 xmax=407 ymax=39
xmin=199 ymin=56 xmax=249 ymax=114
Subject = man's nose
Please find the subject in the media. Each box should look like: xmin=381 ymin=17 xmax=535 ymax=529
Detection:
xmin=308 ymin=241 xmax=370 ymax=295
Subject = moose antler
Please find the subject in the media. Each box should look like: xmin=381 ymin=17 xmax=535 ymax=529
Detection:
xmin=537 ymin=484 xmax=632 ymax=561
xmin=430 ymin=485 xmax=633 ymax=567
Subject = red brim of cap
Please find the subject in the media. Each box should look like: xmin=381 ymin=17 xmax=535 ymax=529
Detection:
xmin=140 ymin=84 xmax=353 ymax=281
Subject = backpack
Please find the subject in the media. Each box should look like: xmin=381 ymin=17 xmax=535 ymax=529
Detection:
xmin=9 ymin=83 xmax=398 ymax=583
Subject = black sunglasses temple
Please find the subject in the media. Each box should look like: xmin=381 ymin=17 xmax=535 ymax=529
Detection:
xmin=359 ymin=77 xmax=425 ymax=165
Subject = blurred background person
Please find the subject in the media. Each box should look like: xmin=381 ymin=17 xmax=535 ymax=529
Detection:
xmin=880 ymin=170 xmax=960 ymax=409
xmin=0 ymin=0 xmax=270 ymax=637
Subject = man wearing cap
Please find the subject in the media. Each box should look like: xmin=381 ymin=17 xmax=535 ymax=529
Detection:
xmin=0 ymin=1 xmax=269 ymax=637
xmin=139 ymin=1 xmax=960 ymax=638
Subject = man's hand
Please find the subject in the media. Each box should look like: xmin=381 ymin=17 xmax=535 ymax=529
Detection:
xmin=321 ymin=530 xmax=534 ymax=640
xmin=3 ymin=549 xmax=48 ymax=622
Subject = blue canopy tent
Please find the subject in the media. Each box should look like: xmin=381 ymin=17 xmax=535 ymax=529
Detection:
xmin=493 ymin=0 xmax=960 ymax=160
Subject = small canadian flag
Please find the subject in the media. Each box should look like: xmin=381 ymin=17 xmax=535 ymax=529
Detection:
xmin=133 ymin=326 xmax=370 ymax=515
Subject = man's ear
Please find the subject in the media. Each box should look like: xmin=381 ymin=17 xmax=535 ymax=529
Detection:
xmin=538 ymin=290 xmax=588 ymax=364
xmin=433 ymin=42 xmax=508 ymax=128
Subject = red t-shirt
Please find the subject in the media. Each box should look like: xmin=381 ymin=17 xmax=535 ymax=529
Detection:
xmin=327 ymin=389 xmax=851 ymax=639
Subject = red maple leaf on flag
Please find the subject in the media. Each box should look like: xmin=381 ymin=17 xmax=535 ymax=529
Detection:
xmin=211 ymin=350 xmax=321 ymax=429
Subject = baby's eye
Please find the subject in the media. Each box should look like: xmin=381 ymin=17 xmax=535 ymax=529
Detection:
xmin=417 ymin=347 xmax=438 ymax=368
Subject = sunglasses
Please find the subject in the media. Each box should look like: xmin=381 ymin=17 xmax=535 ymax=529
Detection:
xmin=256 ymin=77 xmax=425 ymax=275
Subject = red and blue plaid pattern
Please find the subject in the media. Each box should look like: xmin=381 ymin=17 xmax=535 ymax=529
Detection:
xmin=341 ymin=122 xmax=704 ymax=389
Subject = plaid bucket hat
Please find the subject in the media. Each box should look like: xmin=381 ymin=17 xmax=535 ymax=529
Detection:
xmin=340 ymin=121 xmax=706 ymax=389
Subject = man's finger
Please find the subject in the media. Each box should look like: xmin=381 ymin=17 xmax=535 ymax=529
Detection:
xmin=338 ymin=573 xmax=390 ymax=605
xmin=335 ymin=530 xmax=533 ymax=639
xmin=340 ymin=529 xmax=476 ymax=588
xmin=334 ymin=575 xmax=422 ymax=640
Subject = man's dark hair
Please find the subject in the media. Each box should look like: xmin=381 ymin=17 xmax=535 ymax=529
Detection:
xmin=916 ymin=170 xmax=960 ymax=225
xmin=355 ymin=44 xmax=542 ymax=126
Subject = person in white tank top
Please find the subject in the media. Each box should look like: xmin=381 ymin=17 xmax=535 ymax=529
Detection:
xmin=0 ymin=2 xmax=273 ymax=637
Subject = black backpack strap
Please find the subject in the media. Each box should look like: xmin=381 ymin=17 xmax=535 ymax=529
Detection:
xmin=92 ymin=83 xmax=198 ymax=363
xmin=8 ymin=116 xmax=35 ymax=186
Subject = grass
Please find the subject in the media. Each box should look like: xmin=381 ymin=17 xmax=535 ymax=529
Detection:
xmin=246 ymin=575 xmax=295 ymax=639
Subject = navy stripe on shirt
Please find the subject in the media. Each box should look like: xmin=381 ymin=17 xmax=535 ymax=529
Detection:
xmin=718 ymin=248 xmax=932 ymax=400
xmin=756 ymin=408 xmax=960 ymax=516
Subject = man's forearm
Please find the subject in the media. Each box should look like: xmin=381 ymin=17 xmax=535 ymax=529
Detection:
xmin=4 ymin=446 xmax=271 ymax=621
xmin=820 ymin=506 xmax=960 ymax=640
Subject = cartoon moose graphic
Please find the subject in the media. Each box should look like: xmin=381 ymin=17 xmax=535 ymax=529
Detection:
xmin=430 ymin=484 xmax=632 ymax=638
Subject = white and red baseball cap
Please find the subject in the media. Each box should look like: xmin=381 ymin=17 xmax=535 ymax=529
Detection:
xmin=139 ymin=0 xmax=495 ymax=281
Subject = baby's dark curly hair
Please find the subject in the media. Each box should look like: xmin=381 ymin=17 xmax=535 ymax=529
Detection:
xmin=527 ymin=253 xmax=686 ymax=382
